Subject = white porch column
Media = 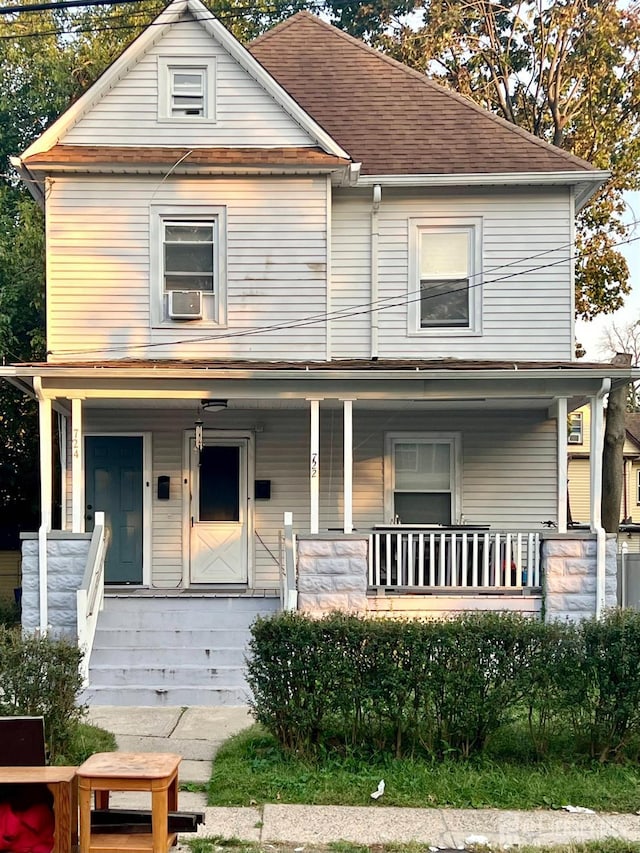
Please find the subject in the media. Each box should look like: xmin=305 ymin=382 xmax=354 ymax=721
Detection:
xmin=557 ymin=397 xmax=568 ymax=533
xmin=590 ymin=390 xmax=606 ymax=531
xmin=309 ymin=399 xmax=321 ymax=534
xmin=71 ymin=397 xmax=84 ymax=532
xmin=343 ymin=399 xmax=354 ymax=533
xmin=37 ymin=387 xmax=53 ymax=631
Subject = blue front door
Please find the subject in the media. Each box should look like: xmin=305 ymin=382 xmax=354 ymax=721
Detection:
xmin=85 ymin=436 xmax=143 ymax=584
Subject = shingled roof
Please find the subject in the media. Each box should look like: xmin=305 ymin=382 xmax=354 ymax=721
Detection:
xmin=249 ymin=12 xmax=595 ymax=177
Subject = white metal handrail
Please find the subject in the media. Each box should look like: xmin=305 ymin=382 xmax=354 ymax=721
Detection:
xmin=368 ymin=529 xmax=541 ymax=590
xmin=76 ymin=512 xmax=108 ymax=685
xmin=281 ymin=512 xmax=298 ymax=611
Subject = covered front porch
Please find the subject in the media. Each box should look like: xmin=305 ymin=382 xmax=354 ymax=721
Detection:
xmin=8 ymin=359 xmax=623 ymax=599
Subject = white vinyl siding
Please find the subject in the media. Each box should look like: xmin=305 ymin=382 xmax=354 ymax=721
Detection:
xmin=62 ymin=17 xmax=315 ymax=147
xmin=330 ymin=186 xmax=573 ymax=360
xmin=74 ymin=406 xmax=557 ymax=588
xmin=46 ymin=175 xmax=328 ymax=360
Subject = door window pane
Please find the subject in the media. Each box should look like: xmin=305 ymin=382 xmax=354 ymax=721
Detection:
xmin=199 ymin=446 xmax=239 ymax=521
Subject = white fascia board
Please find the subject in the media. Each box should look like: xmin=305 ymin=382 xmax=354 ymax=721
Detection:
xmin=357 ymin=170 xmax=609 ymax=207
xmin=186 ymin=0 xmax=349 ymax=160
xmin=6 ymin=365 xmax=639 ymax=382
xmin=9 ymin=156 xmax=45 ymax=208
xmin=20 ymin=0 xmax=189 ymax=160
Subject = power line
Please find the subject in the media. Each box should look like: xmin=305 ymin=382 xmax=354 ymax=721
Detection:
xmin=0 ymin=0 xmax=152 ymax=15
xmin=0 ymin=6 xmax=303 ymax=38
xmin=48 ymin=229 xmax=640 ymax=359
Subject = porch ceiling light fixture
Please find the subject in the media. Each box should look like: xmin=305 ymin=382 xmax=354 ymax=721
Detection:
xmin=201 ymin=399 xmax=228 ymax=412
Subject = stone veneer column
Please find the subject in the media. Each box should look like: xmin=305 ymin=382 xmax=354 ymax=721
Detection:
xmin=543 ymin=533 xmax=617 ymax=622
xmin=296 ymin=536 xmax=368 ymax=616
xmin=20 ymin=533 xmax=91 ymax=636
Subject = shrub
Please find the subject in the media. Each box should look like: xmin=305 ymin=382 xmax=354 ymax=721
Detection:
xmin=574 ymin=609 xmax=640 ymax=761
xmin=0 ymin=596 xmax=20 ymax=628
xmin=248 ymin=611 xmax=543 ymax=759
xmin=0 ymin=626 xmax=85 ymax=760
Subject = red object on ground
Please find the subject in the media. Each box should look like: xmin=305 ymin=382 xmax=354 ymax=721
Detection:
xmin=0 ymin=800 xmax=54 ymax=853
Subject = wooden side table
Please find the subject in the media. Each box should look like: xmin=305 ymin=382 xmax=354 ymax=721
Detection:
xmin=0 ymin=766 xmax=78 ymax=853
xmin=76 ymin=752 xmax=181 ymax=853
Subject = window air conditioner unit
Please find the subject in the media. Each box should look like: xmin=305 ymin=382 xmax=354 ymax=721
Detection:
xmin=168 ymin=290 xmax=202 ymax=320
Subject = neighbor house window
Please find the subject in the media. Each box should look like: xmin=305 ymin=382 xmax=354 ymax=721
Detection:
xmin=408 ymin=219 xmax=482 ymax=336
xmin=568 ymin=412 xmax=583 ymax=445
xmin=150 ymin=206 xmax=227 ymax=327
xmin=385 ymin=433 xmax=461 ymax=524
xmin=158 ymin=57 xmax=216 ymax=121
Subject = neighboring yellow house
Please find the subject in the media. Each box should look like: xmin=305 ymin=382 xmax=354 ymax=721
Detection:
xmin=568 ymin=405 xmax=640 ymax=550
xmin=0 ymin=551 xmax=21 ymax=602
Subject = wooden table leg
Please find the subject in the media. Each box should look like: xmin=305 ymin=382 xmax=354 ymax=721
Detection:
xmin=168 ymin=772 xmax=178 ymax=812
xmin=151 ymin=786 xmax=169 ymax=853
xmin=78 ymin=781 xmax=92 ymax=853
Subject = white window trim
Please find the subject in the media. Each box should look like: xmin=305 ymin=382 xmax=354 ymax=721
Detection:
xmin=636 ymin=467 xmax=640 ymax=506
xmin=384 ymin=432 xmax=462 ymax=524
xmin=150 ymin=205 xmax=227 ymax=328
xmin=407 ymin=217 xmax=482 ymax=337
xmin=158 ymin=56 xmax=216 ymax=123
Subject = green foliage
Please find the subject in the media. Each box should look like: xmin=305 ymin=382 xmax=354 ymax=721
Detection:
xmin=53 ymin=721 xmax=117 ymax=766
xmin=247 ymin=610 xmax=640 ymax=765
xmin=0 ymin=626 xmax=85 ymax=761
xmin=0 ymin=596 xmax=20 ymax=628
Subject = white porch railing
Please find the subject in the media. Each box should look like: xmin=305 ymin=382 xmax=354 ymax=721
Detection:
xmin=76 ymin=512 xmax=108 ymax=684
xmin=368 ymin=529 xmax=541 ymax=590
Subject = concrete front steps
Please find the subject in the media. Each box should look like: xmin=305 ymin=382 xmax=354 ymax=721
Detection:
xmin=82 ymin=592 xmax=280 ymax=706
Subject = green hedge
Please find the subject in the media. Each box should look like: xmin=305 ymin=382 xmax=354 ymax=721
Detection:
xmin=0 ymin=626 xmax=85 ymax=760
xmin=246 ymin=609 xmax=640 ymax=762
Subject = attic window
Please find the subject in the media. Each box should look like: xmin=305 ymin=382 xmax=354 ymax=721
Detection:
xmin=158 ymin=57 xmax=216 ymax=121
xmin=170 ymin=69 xmax=205 ymax=116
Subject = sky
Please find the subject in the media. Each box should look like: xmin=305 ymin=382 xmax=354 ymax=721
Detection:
xmin=575 ymin=191 xmax=640 ymax=360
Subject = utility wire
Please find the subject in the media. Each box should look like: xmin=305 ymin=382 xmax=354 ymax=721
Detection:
xmin=48 ymin=229 xmax=640 ymax=358
xmin=0 ymin=0 xmax=153 ymax=15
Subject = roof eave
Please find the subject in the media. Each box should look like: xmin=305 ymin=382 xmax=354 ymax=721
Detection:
xmin=10 ymin=157 xmax=45 ymax=209
xmin=357 ymin=170 xmax=609 ymax=208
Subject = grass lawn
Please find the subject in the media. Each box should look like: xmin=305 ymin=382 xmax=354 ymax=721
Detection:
xmin=208 ymin=726 xmax=640 ymax=813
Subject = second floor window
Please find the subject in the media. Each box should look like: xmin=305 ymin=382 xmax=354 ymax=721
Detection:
xmin=419 ymin=229 xmax=471 ymax=328
xmin=408 ymin=218 xmax=482 ymax=336
xmin=163 ymin=221 xmax=215 ymax=293
xmin=151 ymin=205 xmax=227 ymax=327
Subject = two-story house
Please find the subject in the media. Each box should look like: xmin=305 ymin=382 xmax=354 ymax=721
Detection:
xmin=2 ymin=0 xmax=636 ymax=704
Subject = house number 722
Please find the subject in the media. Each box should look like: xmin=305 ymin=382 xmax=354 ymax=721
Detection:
xmin=310 ymin=452 xmax=318 ymax=478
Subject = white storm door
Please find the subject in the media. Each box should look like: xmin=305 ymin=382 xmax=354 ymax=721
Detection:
xmin=190 ymin=439 xmax=248 ymax=584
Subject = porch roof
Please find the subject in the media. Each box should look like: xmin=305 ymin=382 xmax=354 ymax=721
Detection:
xmin=4 ymin=356 xmax=631 ymax=373
xmin=2 ymin=357 xmax=636 ymax=409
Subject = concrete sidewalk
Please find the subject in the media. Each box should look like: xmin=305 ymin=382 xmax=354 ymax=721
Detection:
xmin=85 ymin=706 xmax=640 ymax=850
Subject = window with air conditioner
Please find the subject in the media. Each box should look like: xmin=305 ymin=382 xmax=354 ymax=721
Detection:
xmin=568 ymin=412 xmax=583 ymax=444
xmin=158 ymin=57 xmax=216 ymax=121
xmin=408 ymin=218 xmax=482 ymax=336
xmin=150 ymin=206 xmax=227 ymax=327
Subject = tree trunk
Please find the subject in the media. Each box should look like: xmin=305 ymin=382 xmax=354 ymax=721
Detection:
xmin=601 ymin=353 xmax=632 ymax=533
